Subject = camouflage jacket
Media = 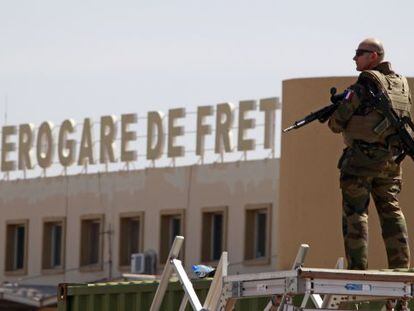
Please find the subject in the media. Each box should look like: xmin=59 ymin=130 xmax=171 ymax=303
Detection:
xmin=328 ymin=62 xmax=412 ymax=178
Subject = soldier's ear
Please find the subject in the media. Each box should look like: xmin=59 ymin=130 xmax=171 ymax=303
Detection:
xmin=370 ymin=52 xmax=379 ymax=61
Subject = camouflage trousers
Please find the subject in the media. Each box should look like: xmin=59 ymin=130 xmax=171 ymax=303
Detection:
xmin=340 ymin=173 xmax=410 ymax=270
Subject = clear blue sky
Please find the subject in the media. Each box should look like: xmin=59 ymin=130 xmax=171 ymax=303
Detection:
xmin=1 ymin=0 xmax=413 ymax=126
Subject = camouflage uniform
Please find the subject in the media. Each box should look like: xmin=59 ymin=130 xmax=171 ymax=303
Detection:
xmin=328 ymin=62 xmax=412 ymax=270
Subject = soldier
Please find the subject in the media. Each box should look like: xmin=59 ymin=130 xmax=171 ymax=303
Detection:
xmin=328 ymin=38 xmax=412 ymax=270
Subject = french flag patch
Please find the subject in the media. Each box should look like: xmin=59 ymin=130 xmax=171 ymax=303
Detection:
xmin=344 ymin=89 xmax=354 ymax=101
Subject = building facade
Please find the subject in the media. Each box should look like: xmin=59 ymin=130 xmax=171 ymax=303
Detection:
xmin=0 ymin=159 xmax=279 ymax=285
xmin=1 ymin=75 xmax=413 ymax=293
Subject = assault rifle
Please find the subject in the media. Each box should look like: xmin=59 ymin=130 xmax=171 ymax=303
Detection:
xmin=368 ymin=89 xmax=414 ymax=162
xmin=283 ymin=87 xmax=346 ymax=133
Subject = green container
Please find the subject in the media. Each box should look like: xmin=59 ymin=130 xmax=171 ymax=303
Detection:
xmin=57 ymin=278 xmax=269 ymax=311
xmin=59 ymin=278 xmax=410 ymax=310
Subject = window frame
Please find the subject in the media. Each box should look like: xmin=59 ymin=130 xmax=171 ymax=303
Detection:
xmin=118 ymin=211 xmax=145 ymax=271
xmin=41 ymin=217 xmax=66 ymax=274
xmin=159 ymin=209 xmax=185 ymax=265
xmin=4 ymin=219 xmax=29 ymax=276
xmin=79 ymin=214 xmax=105 ymax=272
xmin=200 ymin=206 xmax=228 ymax=264
xmin=243 ymin=203 xmax=272 ymax=266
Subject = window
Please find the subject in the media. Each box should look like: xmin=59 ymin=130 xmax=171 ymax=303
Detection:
xmin=5 ymin=220 xmax=28 ymax=274
xmin=201 ymin=207 xmax=228 ymax=263
xmin=42 ymin=218 xmax=66 ymax=271
xmin=80 ymin=215 xmax=104 ymax=270
xmin=119 ymin=212 xmax=144 ymax=268
xmin=160 ymin=210 xmax=185 ymax=264
xmin=244 ymin=204 xmax=271 ymax=264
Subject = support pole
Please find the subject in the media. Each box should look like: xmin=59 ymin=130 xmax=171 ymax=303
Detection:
xmin=264 ymin=244 xmax=309 ymax=311
xmin=172 ymin=258 xmax=204 ymax=311
xmin=204 ymin=252 xmax=228 ymax=310
xmin=150 ymin=236 xmax=184 ymax=311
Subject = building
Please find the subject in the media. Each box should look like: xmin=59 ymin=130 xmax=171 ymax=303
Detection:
xmin=278 ymin=76 xmax=414 ymax=269
xmin=0 ymin=76 xmax=413 ymax=309
xmin=0 ymin=159 xmax=279 ymax=286
xmin=0 ymin=94 xmax=281 ymax=292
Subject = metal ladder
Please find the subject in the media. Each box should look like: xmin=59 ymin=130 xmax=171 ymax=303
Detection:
xmin=150 ymin=236 xmax=228 ymax=311
xmin=149 ymin=236 xmax=411 ymax=311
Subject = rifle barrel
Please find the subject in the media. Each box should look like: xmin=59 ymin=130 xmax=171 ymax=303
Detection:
xmin=283 ymin=119 xmax=307 ymax=133
xmin=282 ymin=125 xmax=296 ymax=133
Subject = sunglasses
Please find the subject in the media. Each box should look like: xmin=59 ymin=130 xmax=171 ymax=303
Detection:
xmin=355 ymin=49 xmax=374 ymax=57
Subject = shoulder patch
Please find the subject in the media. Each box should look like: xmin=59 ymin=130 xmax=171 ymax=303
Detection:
xmin=344 ymin=89 xmax=354 ymax=102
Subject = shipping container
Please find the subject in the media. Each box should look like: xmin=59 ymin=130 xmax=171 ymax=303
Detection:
xmin=58 ymin=278 xmax=411 ymax=310
xmin=57 ymin=278 xmax=270 ymax=311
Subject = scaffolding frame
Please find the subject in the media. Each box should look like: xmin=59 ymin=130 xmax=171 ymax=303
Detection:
xmin=149 ymin=236 xmax=413 ymax=311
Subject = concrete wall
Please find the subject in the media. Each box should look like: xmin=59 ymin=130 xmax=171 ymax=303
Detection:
xmin=277 ymin=76 xmax=414 ymax=269
xmin=0 ymin=158 xmax=279 ymax=285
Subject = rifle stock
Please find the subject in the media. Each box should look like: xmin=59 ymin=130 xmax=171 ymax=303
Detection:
xmin=368 ymin=90 xmax=414 ymax=162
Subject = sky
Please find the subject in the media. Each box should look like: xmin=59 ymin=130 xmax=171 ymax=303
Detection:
xmin=0 ymin=0 xmax=413 ymax=177
xmin=1 ymin=0 xmax=413 ymax=126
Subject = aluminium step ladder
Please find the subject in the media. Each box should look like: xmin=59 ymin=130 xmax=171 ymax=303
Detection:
xmin=150 ymin=236 xmax=414 ymax=310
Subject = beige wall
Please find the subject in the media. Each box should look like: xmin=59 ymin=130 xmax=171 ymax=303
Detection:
xmin=277 ymin=76 xmax=414 ymax=269
xmin=0 ymin=158 xmax=279 ymax=285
